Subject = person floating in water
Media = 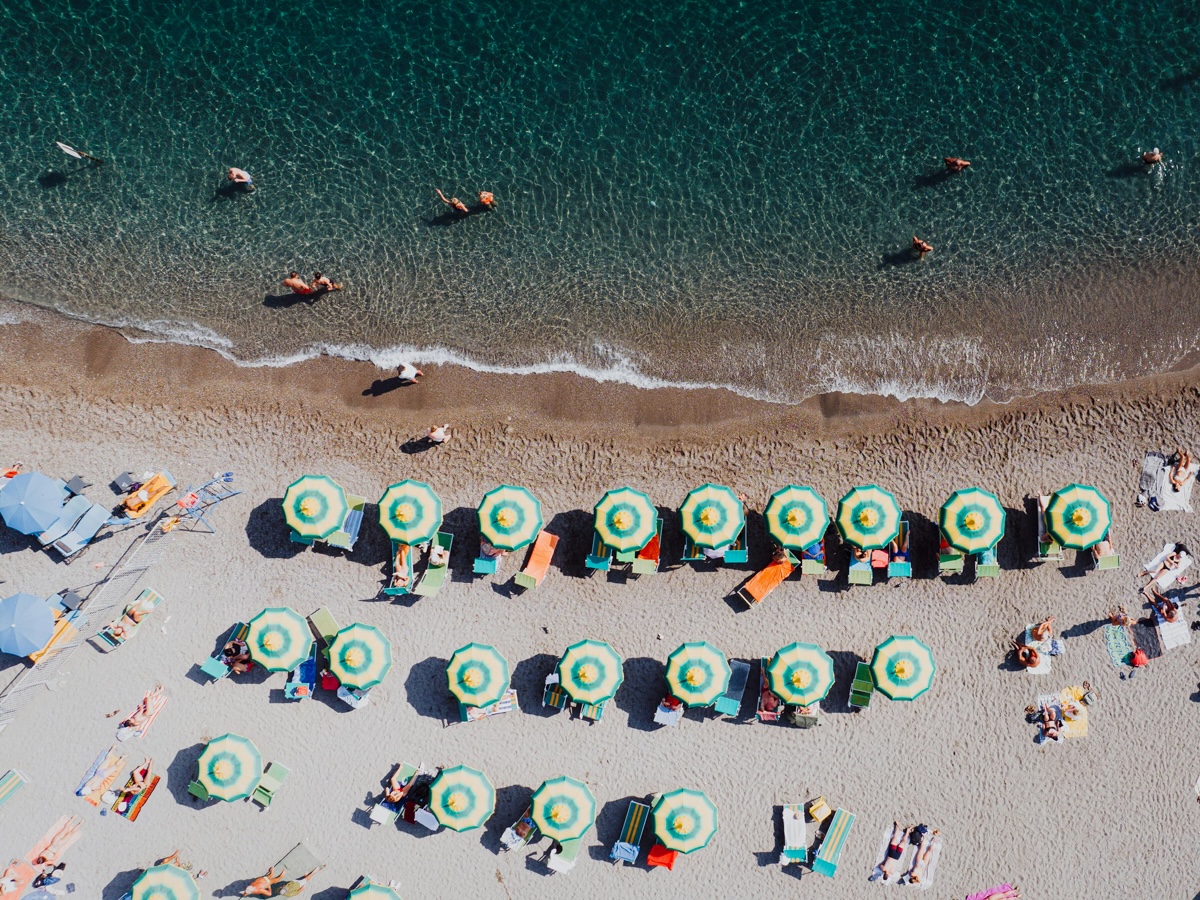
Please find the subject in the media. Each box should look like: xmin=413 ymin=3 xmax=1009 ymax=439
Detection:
xmin=943 ymin=157 xmax=971 ymax=172
xmin=312 ymin=271 xmax=343 ymax=292
xmin=436 ymin=189 xmax=469 ymax=214
xmin=1142 ymin=147 xmax=1163 ymax=166
xmin=912 ymin=236 xmax=933 ymax=257
xmin=478 ymin=190 xmax=495 ymax=209
xmin=227 ymin=167 xmax=255 ymax=191
xmin=282 ymin=272 xmax=312 ymax=295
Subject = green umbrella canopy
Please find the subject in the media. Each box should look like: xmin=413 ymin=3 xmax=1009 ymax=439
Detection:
xmin=531 ymin=776 xmax=597 ymax=842
xmin=378 ymin=480 xmax=443 ymax=545
xmin=557 ymin=639 xmax=624 ymax=705
xmin=246 ymin=606 xmax=314 ymax=672
xmin=836 ymin=484 xmax=902 ymax=550
xmin=939 ymin=488 xmax=1005 ymax=554
xmin=282 ymin=475 xmax=348 ymax=540
xmin=593 ymin=487 xmax=657 ymax=552
xmin=446 ymin=643 xmax=511 ymax=708
xmin=328 ymin=623 xmax=393 ymax=690
xmin=870 ymin=635 xmax=936 ymax=701
xmin=477 ymin=485 xmax=544 ymax=552
xmin=1045 ymin=484 xmax=1112 ymax=550
xmin=664 ymin=642 xmax=731 ymax=708
xmin=767 ymin=642 xmax=835 ymax=706
xmin=428 ymin=765 xmax=496 ymax=832
xmin=131 ymin=864 xmax=200 ymax=900
xmin=763 ymin=486 xmax=829 ymax=551
xmin=196 ymin=733 xmax=262 ymax=802
xmin=679 ymin=483 xmax=745 ymax=549
xmin=653 ymin=788 xmax=719 ymax=854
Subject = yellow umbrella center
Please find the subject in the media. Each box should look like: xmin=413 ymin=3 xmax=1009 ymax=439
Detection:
xmin=395 ymin=503 xmax=415 ymax=523
xmin=672 ymin=813 xmax=694 ymax=834
xmin=463 ymin=669 xmax=482 ymax=688
xmin=893 ymin=659 xmax=913 ymax=679
xmin=550 ymin=803 xmax=569 ymax=823
xmin=263 ymin=632 xmax=282 ymax=651
xmin=213 ymin=760 xmax=232 ymax=780
xmin=497 ymin=508 xmax=516 ymax=528
xmin=685 ymin=666 xmax=703 ymax=686
xmin=963 ymin=512 xmax=982 ymax=531
xmin=786 ymin=509 xmax=803 ymax=526
xmin=858 ymin=508 xmax=878 ymax=528
xmin=613 ymin=510 xmax=632 ymax=530
xmin=345 ymin=648 xmax=365 ymax=668
xmin=699 ymin=507 xmax=718 ymax=526
xmin=578 ymin=664 xmax=597 ymax=684
xmin=447 ymin=792 xmax=466 ymax=812
xmin=1071 ymin=508 xmax=1090 ymax=527
xmin=790 ymin=669 xmax=811 ymax=688
xmin=299 ymin=498 xmax=318 ymax=517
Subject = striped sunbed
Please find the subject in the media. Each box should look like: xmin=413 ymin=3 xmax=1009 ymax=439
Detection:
xmin=811 ymin=808 xmax=855 ymax=878
xmin=0 ymin=769 xmax=28 ymax=810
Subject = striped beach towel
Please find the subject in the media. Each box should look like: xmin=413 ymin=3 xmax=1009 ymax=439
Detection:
xmin=1103 ymin=625 xmax=1133 ymax=668
xmin=0 ymin=769 xmax=28 ymax=810
xmin=117 ymin=689 xmax=167 ymax=741
xmin=75 ymin=747 xmax=126 ymax=806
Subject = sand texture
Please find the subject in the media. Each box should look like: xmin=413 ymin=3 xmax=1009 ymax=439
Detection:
xmin=1 ymin=317 xmax=1199 ymax=899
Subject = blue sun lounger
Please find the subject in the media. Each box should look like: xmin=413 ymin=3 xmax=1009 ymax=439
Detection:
xmin=285 ymin=645 xmax=318 ymax=700
xmin=53 ymin=503 xmax=114 ymax=559
xmin=610 ymin=799 xmax=650 ymax=864
xmin=36 ymin=495 xmax=90 ymax=547
xmin=811 ymin=808 xmax=855 ymax=878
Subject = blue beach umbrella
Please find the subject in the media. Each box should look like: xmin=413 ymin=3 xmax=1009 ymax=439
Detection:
xmin=0 ymin=593 xmax=55 ymax=657
xmin=0 ymin=473 xmax=67 ymax=534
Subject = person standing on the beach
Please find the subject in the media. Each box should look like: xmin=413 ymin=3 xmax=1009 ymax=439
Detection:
xmin=1142 ymin=148 xmax=1163 ymax=166
xmin=943 ymin=157 xmax=971 ymax=171
xmin=282 ymin=272 xmax=312 ymax=295
xmin=227 ymin=167 xmax=254 ymax=190
xmin=912 ymin=236 xmax=933 ymax=257
xmin=436 ymin=189 xmax=470 ymax=214
xmin=397 ymin=362 xmax=423 ymax=383
xmin=428 ymin=423 xmax=451 ymax=444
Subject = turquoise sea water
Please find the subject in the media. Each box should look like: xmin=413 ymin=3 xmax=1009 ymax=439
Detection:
xmin=1 ymin=0 xmax=1198 ymax=402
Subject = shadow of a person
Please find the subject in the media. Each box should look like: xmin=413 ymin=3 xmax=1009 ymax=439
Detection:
xmin=912 ymin=169 xmax=952 ymax=190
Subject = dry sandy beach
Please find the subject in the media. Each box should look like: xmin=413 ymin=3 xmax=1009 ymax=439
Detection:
xmin=1 ymin=308 xmax=1199 ymax=900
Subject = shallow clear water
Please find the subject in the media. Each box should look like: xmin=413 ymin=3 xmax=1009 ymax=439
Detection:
xmin=1 ymin=0 xmax=1199 ymax=401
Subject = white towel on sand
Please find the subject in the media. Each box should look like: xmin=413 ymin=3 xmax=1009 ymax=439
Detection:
xmin=1155 ymin=462 xmax=1197 ymax=512
xmin=1023 ymin=627 xmax=1051 ymax=674
xmin=1156 ymin=611 xmax=1192 ymax=650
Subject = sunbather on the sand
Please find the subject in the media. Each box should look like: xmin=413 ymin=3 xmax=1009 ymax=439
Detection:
xmin=1109 ymin=605 xmax=1130 ymax=627
xmin=1030 ymin=616 xmax=1055 ymax=642
xmin=873 ymin=821 xmax=911 ymax=879
xmin=1038 ymin=705 xmax=1062 ymax=743
xmin=1141 ymin=543 xmax=1190 ymax=593
xmin=78 ymin=749 xmax=124 ymax=796
xmin=1170 ymin=447 xmax=1193 ymax=491
xmin=0 ymin=861 xmax=23 ymax=895
xmin=1147 ymin=585 xmax=1180 ymax=622
xmin=1010 ymin=639 xmax=1039 ymax=669
xmin=241 ymin=866 xmax=287 ymax=897
xmin=384 ymin=765 xmax=415 ymax=804
xmin=129 ymin=757 xmax=153 ymax=793
xmin=391 ymin=544 xmax=410 ymax=587
xmin=2 ymin=461 xmax=22 ymax=479
xmin=903 ymin=828 xmax=939 ymax=884
xmin=120 ymin=686 xmax=165 ymax=731
xmin=34 ymin=816 xmax=83 ymax=865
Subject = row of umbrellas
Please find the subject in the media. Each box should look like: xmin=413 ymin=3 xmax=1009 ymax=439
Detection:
xmin=128 ymin=866 xmax=406 ymax=900
xmin=244 ymin=608 xmax=391 ymax=690
xmin=281 ymin=477 xmax=1113 ymax=559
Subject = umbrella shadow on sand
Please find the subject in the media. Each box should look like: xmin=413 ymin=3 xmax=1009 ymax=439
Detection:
xmin=404 ymin=656 xmax=455 ymax=722
xmin=611 ymin=657 xmax=663 ymax=732
xmin=101 ymin=867 xmax=143 ymax=900
xmin=165 ymin=742 xmax=207 ymax=805
xmin=244 ymin=498 xmax=305 ymax=560
xmin=512 ymin=654 xmax=561 ymax=717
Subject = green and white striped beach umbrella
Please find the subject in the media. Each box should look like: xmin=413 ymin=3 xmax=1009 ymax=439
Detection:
xmin=477 ymin=485 xmax=543 ymax=552
xmin=196 ymin=733 xmax=262 ymax=802
xmin=328 ymin=623 xmax=393 ymax=690
xmin=665 ymin=641 xmax=731 ymax=708
xmin=593 ymin=487 xmax=657 ymax=552
xmin=1045 ymin=484 xmax=1111 ymax=550
xmin=246 ymin=606 xmax=314 ymax=672
xmin=347 ymin=885 xmax=401 ymax=900
xmin=446 ymin=642 xmax=511 ymax=708
xmin=680 ymin=483 xmax=745 ymax=549
xmin=531 ymin=776 xmax=597 ymax=842
xmin=131 ymin=864 xmax=200 ymax=900
xmin=764 ymin=485 xmax=829 ymax=551
xmin=870 ymin=635 xmax=936 ymax=701
xmin=836 ymin=484 xmax=902 ymax=550
xmin=378 ymin=479 xmax=443 ymax=545
xmin=282 ymin=474 xmax=348 ymax=540
xmin=557 ymin=639 xmax=624 ymax=705
xmin=939 ymin=488 xmax=1006 ymax=554
xmin=767 ymin=642 xmax=835 ymax=706
xmin=652 ymin=788 xmax=719 ymax=854
xmin=428 ymin=765 xmax=496 ymax=832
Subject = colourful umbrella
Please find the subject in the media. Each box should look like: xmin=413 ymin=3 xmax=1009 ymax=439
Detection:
xmin=130 ymin=864 xmax=200 ymax=900
xmin=477 ymin=485 xmax=543 ymax=551
xmin=940 ymin=488 xmax=1005 ymax=554
xmin=531 ymin=776 xmax=596 ymax=842
xmin=1045 ymin=484 xmax=1112 ymax=550
xmin=652 ymin=788 xmax=719 ymax=854
xmin=664 ymin=641 xmax=731 ymax=708
xmin=328 ymin=623 xmax=392 ymax=690
xmin=246 ymin=606 xmax=313 ymax=672
xmin=871 ymin=635 xmax=936 ymax=701
xmin=763 ymin=485 xmax=829 ymax=551
xmin=196 ymin=733 xmax=262 ymax=802
xmin=428 ymin=765 xmax=496 ymax=831
xmin=836 ymin=484 xmax=902 ymax=550
xmin=0 ymin=593 xmax=55 ymax=657
xmin=767 ymin=642 xmax=835 ymax=706
xmin=679 ymin=483 xmax=745 ymax=549
xmin=282 ymin=475 xmax=348 ymax=540
xmin=593 ymin=487 xmax=657 ymax=552
xmin=347 ymin=885 xmax=401 ymax=900
xmin=557 ymin=639 xmax=624 ymax=705
xmin=446 ymin=643 xmax=510 ymax=708
xmin=378 ymin=479 xmax=443 ymax=545
xmin=0 ymin=473 xmax=68 ymax=534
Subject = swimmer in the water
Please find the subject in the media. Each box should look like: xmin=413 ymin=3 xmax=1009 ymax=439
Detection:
xmin=943 ymin=157 xmax=971 ymax=172
xmin=912 ymin=236 xmax=933 ymax=257
xmin=1142 ymin=148 xmax=1163 ymax=165
xmin=436 ymin=189 xmax=469 ymax=214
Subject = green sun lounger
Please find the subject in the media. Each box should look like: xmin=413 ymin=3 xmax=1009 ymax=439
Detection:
xmin=473 ymin=552 xmax=500 ymax=575
xmin=975 ymin=545 xmax=1000 ymax=578
xmin=252 ymin=761 xmax=290 ymax=808
xmin=811 ymin=808 xmax=855 ymax=878
xmin=187 ymin=780 xmax=210 ymax=802
xmin=586 ymin=531 xmax=612 ymax=571
xmin=801 ymin=539 xmax=827 ymax=575
xmin=630 ymin=518 xmax=664 ymax=575
xmin=610 ymin=799 xmax=650 ymax=864
xmin=724 ymin=530 xmax=748 ymax=565
xmin=547 ymin=836 xmax=583 ymax=873
xmin=849 ymin=661 xmax=873 ymax=710
xmin=939 ymin=551 xmax=965 ymax=574
xmin=848 ymin=558 xmax=873 ymax=585
xmin=307 ymin=607 xmax=339 ymax=648
xmin=414 ymin=532 xmax=454 ymax=596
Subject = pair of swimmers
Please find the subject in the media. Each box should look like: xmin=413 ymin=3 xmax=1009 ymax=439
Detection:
xmin=436 ymin=188 xmax=495 ymax=214
xmin=282 ymin=271 xmax=342 ymax=295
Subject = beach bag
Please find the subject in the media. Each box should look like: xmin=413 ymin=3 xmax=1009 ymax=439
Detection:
xmin=1131 ymin=648 xmax=1149 ymax=668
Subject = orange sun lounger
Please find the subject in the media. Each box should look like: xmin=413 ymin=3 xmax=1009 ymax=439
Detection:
xmin=514 ymin=530 xmax=558 ymax=590
xmin=736 ymin=556 xmax=794 ymax=607
xmin=123 ymin=472 xmax=176 ymax=519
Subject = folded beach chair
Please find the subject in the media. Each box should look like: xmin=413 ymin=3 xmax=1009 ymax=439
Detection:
xmin=53 ymin=502 xmax=113 ymax=559
xmin=811 ymin=807 xmax=855 ymax=878
xmin=1035 ymin=496 xmax=1064 ymax=561
xmin=849 ymin=662 xmax=874 ymax=710
xmin=680 ymin=535 xmax=705 ymax=563
xmin=801 ymin=538 xmax=828 ymax=575
xmin=757 ymin=659 xmax=781 ymax=723
xmin=975 ymin=545 xmax=1000 ymax=578
xmin=647 ymin=843 xmax=678 ymax=870
xmin=187 ymin=779 xmax=211 ymax=802
xmin=201 ymin=621 xmax=249 ymax=681
xmin=736 ymin=553 xmax=794 ymax=607
xmin=501 ymin=806 xmax=537 ymax=851
xmin=714 ymin=659 xmax=751 ymax=717
xmin=547 ymin=836 xmax=583 ymax=873
xmin=515 ymin=529 xmax=558 ymax=589
xmin=610 ymin=799 xmax=650 ymax=864
xmin=36 ymin=494 xmax=90 ymax=547
xmin=97 ymin=588 xmax=163 ymax=649
xmin=785 ymin=702 xmax=821 ymax=729
xmin=369 ymin=763 xmax=418 ymax=825
xmin=780 ymin=804 xmax=807 ymax=865
xmin=725 ymin=529 xmax=748 ymax=565
xmin=543 ymin=673 xmax=569 ymax=710
xmin=324 ymin=493 xmax=366 ymax=551
xmin=630 ymin=518 xmax=664 ymax=575
xmin=653 ymin=700 xmax=682 ymax=727
xmin=473 ymin=549 xmax=501 ymax=575
xmin=0 ymin=769 xmax=28 ymax=810
xmin=285 ymin=645 xmax=318 ymax=700
xmin=888 ymin=518 xmax=912 ymax=577
xmin=807 ymin=795 xmax=833 ymax=824
xmin=307 ymin=607 xmax=340 ymax=649
xmin=252 ymin=761 xmax=290 ymax=809
xmin=586 ymin=531 xmax=613 ymax=571
xmin=413 ymin=532 xmax=453 ymax=596
xmin=848 ymin=553 xmax=873 ymax=585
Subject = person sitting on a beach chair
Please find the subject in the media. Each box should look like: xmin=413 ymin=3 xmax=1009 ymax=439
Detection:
xmin=384 ymin=765 xmax=417 ymax=805
xmin=391 ymin=544 xmax=411 ymax=589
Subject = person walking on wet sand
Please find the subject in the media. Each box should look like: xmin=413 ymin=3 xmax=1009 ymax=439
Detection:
xmin=1142 ymin=147 xmax=1163 ymax=166
xmin=397 ymin=362 xmax=423 ymax=383
xmin=436 ymin=189 xmax=469 ymax=214
xmin=912 ymin=236 xmax=933 ymax=257
xmin=943 ymin=156 xmax=971 ymax=172
xmin=282 ymin=272 xmax=312 ymax=295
